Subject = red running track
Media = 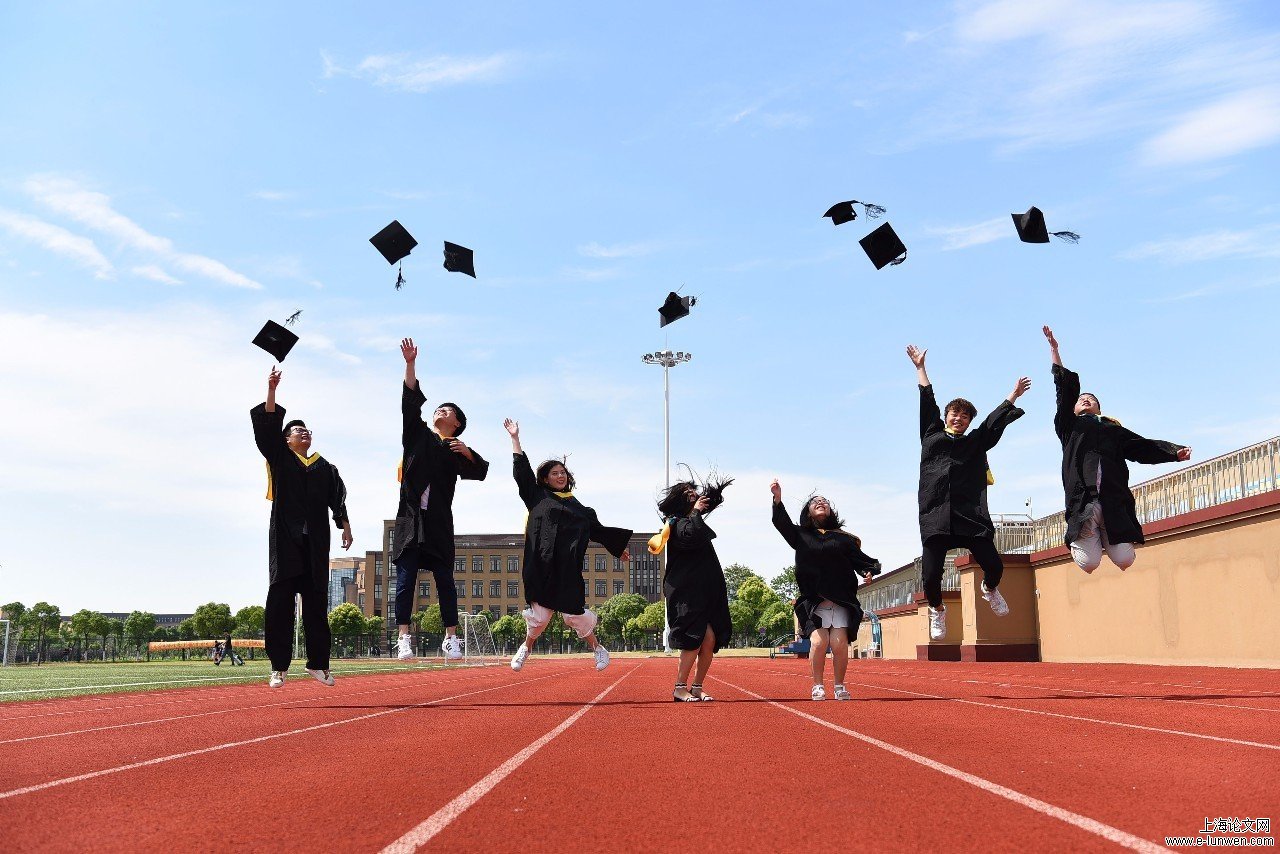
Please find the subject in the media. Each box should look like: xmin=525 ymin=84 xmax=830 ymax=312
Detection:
xmin=1 ymin=658 xmax=1277 ymax=852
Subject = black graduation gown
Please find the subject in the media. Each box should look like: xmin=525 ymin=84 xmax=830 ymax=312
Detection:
xmin=772 ymin=502 xmax=881 ymax=636
xmin=250 ymin=403 xmax=349 ymax=589
xmin=391 ymin=383 xmax=489 ymax=564
xmin=917 ymin=384 xmax=1024 ymax=541
xmin=513 ymin=452 xmax=632 ymax=615
xmin=1053 ymin=364 xmax=1183 ymax=546
xmin=662 ymin=514 xmax=732 ymax=652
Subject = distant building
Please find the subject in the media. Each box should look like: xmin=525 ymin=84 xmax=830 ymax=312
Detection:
xmin=327 ymin=557 xmax=363 ymax=612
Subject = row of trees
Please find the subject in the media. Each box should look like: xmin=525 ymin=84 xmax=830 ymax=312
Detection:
xmin=0 ymin=601 xmax=268 ymax=662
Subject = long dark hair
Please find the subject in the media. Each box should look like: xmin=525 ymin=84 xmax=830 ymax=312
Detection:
xmin=799 ymin=493 xmax=857 ymax=543
xmin=535 ymin=458 xmax=576 ymax=491
xmin=656 ymin=467 xmax=734 ymax=518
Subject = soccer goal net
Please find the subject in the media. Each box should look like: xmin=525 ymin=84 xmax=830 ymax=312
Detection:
xmin=458 ymin=613 xmax=499 ymax=665
xmin=1 ymin=620 xmax=10 ymax=666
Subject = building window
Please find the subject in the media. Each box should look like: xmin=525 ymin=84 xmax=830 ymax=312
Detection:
xmin=507 ymin=581 xmax=519 ymax=597
xmin=374 ymin=608 xmax=381 ymax=617
xmin=595 ymin=580 xmax=607 ymax=597
xmin=358 ymin=594 xmax=365 ymax=608
xmin=508 ymin=606 xmax=520 ymax=616
xmin=472 ymin=580 xmax=483 ymax=598
xmin=374 ymin=558 xmax=383 ymax=572
xmin=507 ymin=556 xmax=519 ymax=573
xmin=614 ymin=557 xmax=621 ymax=571
xmin=595 ymin=555 xmax=606 ymax=572
xmin=473 ymin=605 xmax=484 ymax=615
xmin=472 ymin=556 xmax=483 ymax=573
xmin=491 ymin=556 xmax=501 ymax=573
xmin=374 ymin=584 xmax=382 ymax=598
xmin=490 ymin=580 xmax=501 ymax=597
xmin=455 ymin=581 xmax=465 ymax=597
xmin=455 ymin=557 xmax=465 ymax=574
xmin=583 ymin=555 xmax=589 ymax=571
xmin=614 ymin=581 xmax=624 ymax=596
xmin=419 ymin=582 xmax=430 ymax=598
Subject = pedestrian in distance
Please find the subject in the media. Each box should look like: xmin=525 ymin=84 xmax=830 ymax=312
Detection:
xmin=907 ymin=344 xmax=1030 ymax=641
xmin=504 ymin=419 xmax=632 ymax=672
xmin=251 ymin=366 xmax=353 ymax=688
xmin=770 ymin=480 xmax=881 ymax=701
xmin=650 ymin=474 xmax=733 ymax=702
xmin=392 ymin=338 xmax=489 ymax=662
xmin=1043 ymin=326 xmax=1191 ymax=572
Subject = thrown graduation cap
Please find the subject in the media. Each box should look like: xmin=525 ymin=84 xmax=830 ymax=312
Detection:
xmin=859 ymin=222 xmax=908 ymax=269
xmin=443 ymin=241 xmax=476 ymax=278
xmin=823 ymin=199 xmax=887 ymax=226
xmin=659 ymin=291 xmax=696 ymax=327
xmin=1012 ymin=206 xmax=1080 ymax=244
xmin=285 ymin=310 xmax=302 ymax=327
xmin=370 ymin=220 xmax=418 ymax=289
xmin=252 ymin=320 xmax=299 ymax=362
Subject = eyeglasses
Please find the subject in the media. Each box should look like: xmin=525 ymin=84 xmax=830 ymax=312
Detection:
xmin=287 ymin=427 xmax=312 ymax=435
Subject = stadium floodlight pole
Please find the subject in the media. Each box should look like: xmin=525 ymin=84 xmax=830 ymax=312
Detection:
xmin=642 ymin=348 xmax=692 ymax=654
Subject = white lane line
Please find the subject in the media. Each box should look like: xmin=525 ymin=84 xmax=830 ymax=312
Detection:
xmin=713 ymin=676 xmax=1169 ymax=854
xmin=0 ymin=672 xmax=560 ymax=802
xmin=843 ymin=679 xmax=1280 ymax=752
xmin=380 ymin=666 xmax=636 ymax=854
xmin=0 ymin=663 xmax=464 ymax=697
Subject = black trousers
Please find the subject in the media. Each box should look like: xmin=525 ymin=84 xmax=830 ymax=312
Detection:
xmin=265 ymin=571 xmax=331 ymax=672
xmin=921 ymin=534 xmax=1003 ymax=609
xmin=395 ymin=547 xmax=458 ymax=629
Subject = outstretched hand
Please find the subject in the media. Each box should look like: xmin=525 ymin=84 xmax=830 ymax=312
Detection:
xmin=620 ymin=548 xmax=631 ymax=563
xmin=503 ymin=418 xmax=519 ymax=439
xmin=1177 ymin=447 xmax=1193 ymax=462
xmin=905 ymin=344 xmax=927 ymax=369
xmin=401 ymin=338 xmax=418 ymax=363
xmin=693 ymin=495 xmax=711 ymax=513
xmin=770 ymin=478 xmax=782 ymax=502
xmin=268 ymin=367 xmax=282 ymax=389
xmin=1009 ymin=376 xmax=1032 ymax=401
xmin=1042 ymin=326 xmax=1058 ymax=350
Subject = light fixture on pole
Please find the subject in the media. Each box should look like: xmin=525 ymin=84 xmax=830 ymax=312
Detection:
xmin=642 ymin=349 xmax=692 ymax=654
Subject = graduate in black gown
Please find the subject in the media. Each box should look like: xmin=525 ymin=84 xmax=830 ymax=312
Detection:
xmin=503 ymin=419 xmax=632 ymax=672
xmin=771 ymin=480 xmax=880 ymax=701
xmin=251 ymin=366 xmax=352 ymax=688
xmin=650 ymin=476 xmax=733 ymax=702
xmin=1043 ymin=326 xmax=1191 ymax=572
xmin=907 ymin=344 xmax=1030 ymax=641
xmin=392 ymin=338 xmax=489 ymax=662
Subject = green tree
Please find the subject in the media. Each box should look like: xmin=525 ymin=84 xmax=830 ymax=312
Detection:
xmin=736 ymin=576 xmax=781 ymax=621
xmin=1 ymin=601 xmax=26 ymax=624
xmin=722 ymin=563 xmax=762 ymax=601
xmin=328 ymin=603 xmax=366 ymax=640
xmin=622 ymin=617 xmax=645 ymax=648
xmin=633 ymin=601 xmax=666 ymax=634
xmin=491 ymin=614 xmax=524 ymax=647
xmin=769 ymin=566 xmax=798 ymax=602
xmin=190 ymin=602 xmax=236 ymax=638
xmin=22 ymin=602 xmax=61 ymax=663
xmin=364 ymin=615 xmax=385 ymax=637
xmin=729 ymin=600 xmax=757 ymax=639
xmin=757 ymin=600 xmax=795 ymax=640
xmin=90 ymin=613 xmax=113 ymax=659
xmin=415 ymin=604 xmax=443 ymax=635
xmin=233 ymin=605 xmax=266 ymax=639
xmin=596 ymin=593 xmax=648 ymax=641
xmin=177 ymin=619 xmax=197 ymax=641
xmin=124 ymin=611 xmax=158 ymax=655
xmin=69 ymin=609 xmax=101 ymax=647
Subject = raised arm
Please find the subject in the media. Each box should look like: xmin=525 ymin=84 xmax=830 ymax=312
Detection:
xmin=973 ymin=377 xmax=1030 ymax=450
xmin=1122 ymin=429 xmax=1191 ymax=466
xmin=251 ymin=368 xmax=286 ymax=461
xmin=770 ymin=480 xmax=802 ymax=549
xmin=266 ymin=366 xmax=280 ymax=412
xmin=906 ymin=344 xmax=930 ymax=387
xmin=1046 ymin=327 xmax=1080 ymax=441
xmin=1043 ymin=325 xmax=1062 ymax=368
xmin=511 ymin=448 xmax=540 ymax=509
xmin=401 ymin=337 xmax=419 ymax=390
xmin=504 ymin=418 xmax=523 ymax=455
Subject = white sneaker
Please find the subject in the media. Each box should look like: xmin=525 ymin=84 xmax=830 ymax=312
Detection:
xmin=834 ymin=685 xmax=852 ymax=701
xmin=306 ymin=668 xmax=335 ymax=687
xmin=268 ymin=671 xmax=285 ymax=689
xmin=442 ymin=635 xmax=464 ymax=661
xmin=982 ymin=583 xmax=1010 ymax=617
xmin=928 ymin=607 xmax=947 ymax=640
xmin=397 ymin=634 xmax=413 ymax=660
xmin=593 ymin=645 xmax=610 ymax=671
xmin=811 ymin=684 xmax=826 ymax=701
xmin=510 ymin=644 xmax=530 ymax=671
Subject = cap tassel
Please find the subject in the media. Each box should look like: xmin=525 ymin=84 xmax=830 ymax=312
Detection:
xmin=861 ymin=203 xmax=887 ymax=218
xmin=1050 ymin=231 xmax=1080 ymax=244
xmin=395 ymin=263 xmax=406 ymax=290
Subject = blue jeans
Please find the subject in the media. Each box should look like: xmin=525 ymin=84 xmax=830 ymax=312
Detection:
xmin=394 ymin=548 xmax=458 ymax=629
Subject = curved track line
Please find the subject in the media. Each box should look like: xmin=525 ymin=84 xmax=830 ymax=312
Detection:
xmin=0 ymin=672 xmax=560 ymax=802
xmin=844 ymin=679 xmax=1280 ymax=751
xmin=713 ymin=675 xmax=1170 ymax=854
xmin=380 ymin=665 xmax=637 ymax=854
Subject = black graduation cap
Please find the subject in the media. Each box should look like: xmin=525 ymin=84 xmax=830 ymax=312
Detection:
xmin=443 ymin=241 xmax=476 ymax=278
xmin=370 ymin=220 xmax=418 ymax=289
xmin=858 ymin=222 xmax=908 ymax=269
xmin=658 ymin=291 xmax=696 ymax=327
xmin=823 ymin=199 xmax=886 ymax=226
xmin=252 ymin=320 xmax=299 ymax=362
xmin=1012 ymin=207 xmax=1080 ymax=244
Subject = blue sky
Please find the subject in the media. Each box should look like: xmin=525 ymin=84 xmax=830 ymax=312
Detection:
xmin=2 ymin=1 xmax=1279 ymax=613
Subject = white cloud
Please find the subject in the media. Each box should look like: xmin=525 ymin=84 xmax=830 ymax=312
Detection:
xmin=577 ymin=240 xmax=665 ymax=259
xmin=560 ymin=266 xmax=621 ymax=282
xmin=322 ymin=51 xmax=518 ymax=93
xmin=0 ymin=208 xmax=114 ymax=278
xmin=926 ymin=216 xmax=1011 ymax=250
xmin=130 ymin=264 xmax=181 ymax=285
xmin=1123 ymin=224 xmax=1280 ymax=263
xmin=251 ymin=190 xmax=294 ymax=201
xmin=22 ymin=175 xmax=263 ymax=290
xmin=1141 ymin=87 xmax=1280 ymax=166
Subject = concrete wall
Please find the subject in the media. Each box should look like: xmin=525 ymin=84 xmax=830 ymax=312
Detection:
xmin=1033 ymin=493 xmax=1280 ymax=668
